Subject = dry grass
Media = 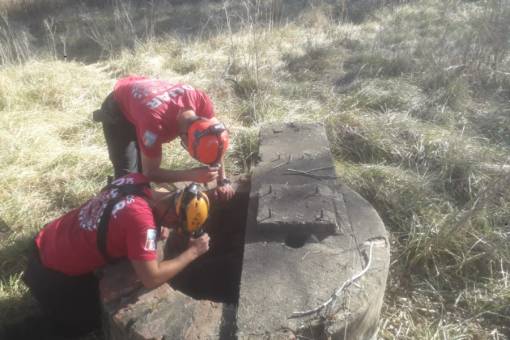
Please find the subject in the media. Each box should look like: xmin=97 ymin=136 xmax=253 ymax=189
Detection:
xmin=0 ymin=0 xmax=509 ymax=339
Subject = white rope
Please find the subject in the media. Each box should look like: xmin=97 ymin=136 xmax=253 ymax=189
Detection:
xmin=291 ymin=241 xmax=375 ymax=318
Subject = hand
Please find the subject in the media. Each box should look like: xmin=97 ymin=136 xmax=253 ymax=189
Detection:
xmin=188 ymin=233 xmax=210 ymax=258
xmin=159 ymin=227 xmax=170 ymax=241
xmin=186 ymin=166 xmax=219 ymax=183
xmin=216 ymin=183 xmax=235 ymax=201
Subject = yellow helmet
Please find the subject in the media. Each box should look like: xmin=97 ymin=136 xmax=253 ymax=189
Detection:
xmin=175 ymin=183 xmax=210 ymax=234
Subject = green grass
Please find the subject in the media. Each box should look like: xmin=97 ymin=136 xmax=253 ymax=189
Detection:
xmin=0 ymin=0 xmax=509 ymax=338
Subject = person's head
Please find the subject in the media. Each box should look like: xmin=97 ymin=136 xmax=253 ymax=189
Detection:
xmin=177 ymin=111 xmax=229 ymax=166
xmin=153 ymin=183 xmax=210 ymax=234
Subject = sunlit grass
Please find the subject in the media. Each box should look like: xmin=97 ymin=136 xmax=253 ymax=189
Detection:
xmin=0 ymin=0 xmax=509 ymax=338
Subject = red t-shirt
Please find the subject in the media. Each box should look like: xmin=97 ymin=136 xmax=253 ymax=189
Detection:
xmin=35 ymin=173 xmax=158 ymax=276
xmin=113 ymin=76 xmax=215 ymax=158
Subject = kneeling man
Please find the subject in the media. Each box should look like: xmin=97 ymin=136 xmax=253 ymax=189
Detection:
xmin=22 ymin=173 xmax=211 ymax=338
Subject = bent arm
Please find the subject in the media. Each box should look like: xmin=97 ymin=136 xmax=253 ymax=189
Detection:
xmin=131 ymin=248 xmax=198 ymax=289
xmin=142 ymin=153 xmax=219 ymax=184
xmin=131 ymin=234 xmax=210 ymax=289
xmin=216 ymin=156 xmax=235 ymax=201
xmin=141 ymin=153 xmax=191 ymax=183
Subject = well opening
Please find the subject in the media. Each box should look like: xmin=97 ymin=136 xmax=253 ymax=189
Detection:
xmin=284 ymin=231 xmax=330 ymax=248
xmin=284 ymin=231 xmax=309 ymax=248
xmin=164 ymin=190 xmax=249 ymax=304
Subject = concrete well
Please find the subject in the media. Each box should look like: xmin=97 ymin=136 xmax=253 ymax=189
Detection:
xmin=99 ymin=122 xmax=390 ymax=340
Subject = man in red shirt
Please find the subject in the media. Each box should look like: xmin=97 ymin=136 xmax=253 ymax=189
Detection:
xmin=19 ymin=173 xmax=211 ymax=339
xmin=94 ymin=76 xmax=234 ymax=200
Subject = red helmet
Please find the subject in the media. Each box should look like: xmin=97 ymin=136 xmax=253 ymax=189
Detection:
xmin=186 ymin=119 xmax=229 ymax=165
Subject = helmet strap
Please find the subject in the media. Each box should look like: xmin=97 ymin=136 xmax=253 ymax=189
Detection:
xmin=178 ymin=111 xmax=201 ymax=134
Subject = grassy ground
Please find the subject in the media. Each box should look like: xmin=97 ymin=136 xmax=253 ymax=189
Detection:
xmin=0 ymin=0 xmax=509 ymax=339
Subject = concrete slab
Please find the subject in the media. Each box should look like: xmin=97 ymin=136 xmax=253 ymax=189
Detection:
xmin=252 ymin=122 xmax=338 ymax=190
xmin=237 ymin=122 xmax=390 ymax=339
xmin=257 ymin=183 xmax=338 ymax=234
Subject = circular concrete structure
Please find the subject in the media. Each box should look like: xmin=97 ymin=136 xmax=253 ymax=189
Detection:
xmin=99 ymin=122 xmax=390 ymax=340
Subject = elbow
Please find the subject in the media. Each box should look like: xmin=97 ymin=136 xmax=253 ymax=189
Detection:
xmin=132 ymin=259 xmax=168 ymax=289
xmin=140 ymin=277 xmax=162 ymax=290
xmin=143 ymin=168 xmax=162 ymax=183
xmin=142 ymin=168 xmax=155 ymax=179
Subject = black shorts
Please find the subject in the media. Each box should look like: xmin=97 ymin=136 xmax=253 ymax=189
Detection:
xmin=22 ymin=244 xmax=102 ymax=338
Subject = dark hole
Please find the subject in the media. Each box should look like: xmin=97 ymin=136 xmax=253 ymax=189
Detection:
xmin=165 ymin=189 xmax=249 ymax=304
xmin=284 ymin=231 xmax=310 ymax=248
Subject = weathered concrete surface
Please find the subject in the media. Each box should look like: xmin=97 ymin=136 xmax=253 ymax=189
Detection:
xmin=104 ymin=282 xmax=233 ymax=340
xmin=237 ymin=122 xmax=390 ymax=340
